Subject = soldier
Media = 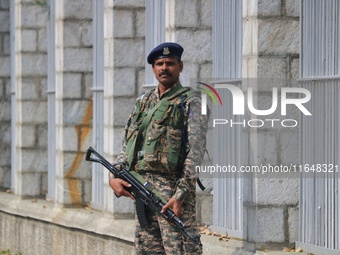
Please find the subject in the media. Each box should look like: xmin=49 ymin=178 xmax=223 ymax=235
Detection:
xmin=109 ymin=42 xmax=208 ymax=255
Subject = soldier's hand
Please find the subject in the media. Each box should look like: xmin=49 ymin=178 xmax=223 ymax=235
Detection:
xmin=161 ymin=197 xmax=183 ymax=218
xmin=109 ymin=178 xmax=135 ymax=201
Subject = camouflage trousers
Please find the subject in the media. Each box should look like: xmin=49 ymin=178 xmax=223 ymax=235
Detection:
xmin=134 ymin=173 xmax=202 ymax=255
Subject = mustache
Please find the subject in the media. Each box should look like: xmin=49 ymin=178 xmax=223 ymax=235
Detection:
xmin=159 ymin=71 xmax=172 ymax=77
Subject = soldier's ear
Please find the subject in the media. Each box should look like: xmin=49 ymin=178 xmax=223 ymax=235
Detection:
xmin=179 ymin=61 xmax=183 ymax=72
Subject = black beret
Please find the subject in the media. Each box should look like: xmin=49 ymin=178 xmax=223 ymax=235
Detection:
xmin=147 ymin=42 xmax=184 ymax=64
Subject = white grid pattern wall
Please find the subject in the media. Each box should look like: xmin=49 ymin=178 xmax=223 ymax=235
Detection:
xmin=47 ymin=0 xmax=57 ymax=200
xmin=211 ymin=0 xmax=243 ymax=237
xmin=91 ymin=0 xmax=105 ymax=209
xmin=144 ymin=0 xmax=165 ymax=87
xmin=10 ymin=0 xmax=16 ymax=192
xmin=299 ymin=0 xmax=340 ymax=253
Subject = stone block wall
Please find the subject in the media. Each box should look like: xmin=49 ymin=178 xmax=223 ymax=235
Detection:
xmin=53 ymin=0 xmax=94 ymax=206
xmin=112 ymin=2 xmax=146 ymax=157
xmin=0 ymin=0 xmax=11 ymax=189
xmin=175 ymin=0 xmax=213 ymax=84
xmin=6 ymin=0 xmax=49 ymax=197
xmin=19 ymin=1 xmax=49 ymax=196
xmin=102 ymin=0 xmax=146 ymax=215
xmin=242 ymin=0 xmax=300 ymax=244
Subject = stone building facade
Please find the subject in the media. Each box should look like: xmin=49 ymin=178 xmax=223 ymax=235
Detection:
xmin=1 ymin=0 xmax=339 ymax=255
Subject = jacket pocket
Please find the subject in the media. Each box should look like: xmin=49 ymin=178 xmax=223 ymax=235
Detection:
xmin=143 ymin=121 xmax=166 ymax=167
xmin=167 ymin=126 xmax=182 ymax=169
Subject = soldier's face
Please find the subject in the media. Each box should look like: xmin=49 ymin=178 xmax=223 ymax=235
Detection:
xmin=152 ymin=58 xmax=183 ymax=87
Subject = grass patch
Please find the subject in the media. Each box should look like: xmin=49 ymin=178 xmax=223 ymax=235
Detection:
xmin=0 ymin=250 xmax=22 ymax=255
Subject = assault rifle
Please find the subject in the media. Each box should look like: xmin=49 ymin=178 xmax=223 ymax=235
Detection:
xmin=85 ymin=146 xmax=202 ymax=246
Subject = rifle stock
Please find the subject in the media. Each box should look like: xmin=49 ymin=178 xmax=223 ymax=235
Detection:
xmin=85 ymin=146 xmax=202 ymax=246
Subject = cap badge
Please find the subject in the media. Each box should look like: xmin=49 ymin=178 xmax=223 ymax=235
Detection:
xmin=163 ymin=47 xmax=170 ymax=55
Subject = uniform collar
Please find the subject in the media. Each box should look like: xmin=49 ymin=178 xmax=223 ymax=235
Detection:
xmin=156 ymin=82 xmax=182 ymax=99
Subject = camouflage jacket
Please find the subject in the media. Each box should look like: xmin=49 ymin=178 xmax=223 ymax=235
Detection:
xmin=114 ymin=83 xmax=208 ymax=203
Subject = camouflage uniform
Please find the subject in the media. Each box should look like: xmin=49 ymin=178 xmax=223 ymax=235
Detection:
xmin=114 ymin=83 xmax=208 ymax=255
